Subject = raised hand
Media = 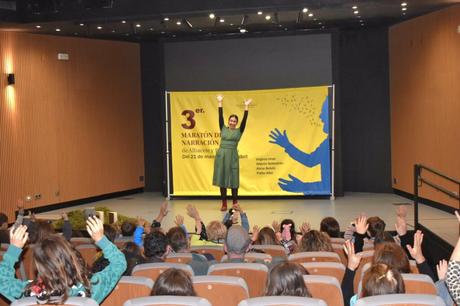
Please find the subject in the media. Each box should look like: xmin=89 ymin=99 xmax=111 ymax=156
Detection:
xmin=343 ymin=240 xmax=362 ymax=271
xmin=10 ymin=225 xmax=28 ymax=249
xmin=395 ymin=215 xmax=407 ymax=236
xmin=175 ymin=215 xmax=184 ymax=226
xmin=437 ymin=259 xmax=448 ymax=281
xmin=217 ymin=95 xmax=224 ymax=107
xmin=252 ymin=225 xmax=260 ymax=242
xmin=86 ymin=216 xmax=104 ymax=243
xmin=406 ymin=230 xmax=425 ymax=264
xmin=186 ymin=204 xmax=200 ymax=221
xmin=300 ymin=222 xmax=311 ymax=235
xmin=269 ymin=128 xmax=291 ymax=149
xmin=272 ymin=220 xmax=280 ymax=232
xmin=355 ymin=215 xmax=369 ymax=235
xmin=396 ymin=205 xmax=408 ymax=218
xmin=61 ymin=212 xmax=69 ymax=221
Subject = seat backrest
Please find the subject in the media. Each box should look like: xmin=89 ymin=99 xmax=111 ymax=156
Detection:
xmin=409 ymin=260 xmax=419 ymax=274
xmin=193 ymin=275 xmax=249 ymax=306
xmin=132 ymin=263 xmax=194 ymax=281
xmin=123 ymin=296 xmax=211 ymax=306
xmin=70 ymin=237 xmax=94 ymax=246
xmin=101 ymin=276 xmax=154 ymax=306
xmin=354 ymin=294 xmax=445 ymax=306
xmin=250 ymin=245 xmax=287 ymax=258
xmin=76 ymin=244 xmax=98 ymax=267
xmin=289 ymin=252 xmax=341 ymax=264
xmin=301 ymin=262 xmax=346 ymax=283
xmin=330 ymin=238 xmax=346 ymax=245
xmin=237 ymin=296 xmax=327 ymax=306
xmin=165 ymin=253 xmax=193 ymax=264
xmin=190 ymin=246 xmax=225 ymax=261
xmin=11 ymin=297 xmax=99 ymax=306
xmin=331 ymin=243 xmax=348 ymax=265
xmin=401 ymin=274 xmax=437 ymax=295
xmin=304 ymin=275 xmax=344 ymax=306
xmin=221 ymin=253 xmax=272 ymax=263
xmin=353 ymin=250 xmax=375 ymax=293
xmin=208 ymin=263 xmax=268 ymax=297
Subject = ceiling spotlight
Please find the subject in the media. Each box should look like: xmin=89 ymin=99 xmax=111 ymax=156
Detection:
xmin=35 ymin=25 xmax=41 ymax=29
xmin=257 ymin=11 xmax=263 ymax=15
xmin=240 ymin=28 xmax=247 ymax=33
xmin=308 ymin=13 xmax=314 ymax=17
xmin=354 ymin=10 xmax=359 ymax=14
xmin=302 ymin=8 xmax=308 ymax=13
xmin=121 ymin=20 xmax=126 ymax=24
xmin=97 ymin=26 xmax=103 ymax=30
xmin=352 ymin=6 xmax=358 ymax=9
xmin=111 ymin=30 xmax=115 ymax=33
xmin=176 ymin=21 xmax=182 ymax=25
xmin=265 ymin=15 xmax=271 ymax=20
xmin=135 ymin=24 xmax=141 ymax=28
xmin=79 ymin=23 xmax=84 ymax=26
xmin=149 ymin=28 xmax=154 ymax=31
xmin=401 ymin=2 xmax=408 ymax=6
xmin=55 ymin=28 xmax=61 ymax=32
xmin=209 ymin=13 xmax=215 ymax=19
xmin=219 ymin=18 xmax=225 ymax=23
xmin=402 ymin=7 xmax=407 ymax=11
xmin=163 ymin=17 xmax=170 ymax=21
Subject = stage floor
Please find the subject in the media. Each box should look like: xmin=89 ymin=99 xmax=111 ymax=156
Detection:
xmin=38 ymin=192 xmax=459 ymax=246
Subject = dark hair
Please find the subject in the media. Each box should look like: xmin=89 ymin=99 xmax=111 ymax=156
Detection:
xmin=25 ymin=234 xmax=91 ymax=303
xmin=361 ymin=263 xmax=405 ymax=297
xmin=27 ymin=220 xmax=55 ymax=244
xmin=373 ymin=242 xmax=410 ymax=273
xmin=280 ymin=219 xmax=296 ymax=242
xmin=374 ymin=232 xmax=395 ymax=246
xmin=144 ymin=231 xmax=169 ymax=259
xmin=103 ymin=224 xmax=117 ymax=243
xmin=367 ymin=217 xmax=386 ymax=239
xmin=122 ymin=242 xmax=144 ymax=276
xmin=320 ymin=217 xmax=340 ymax=238
xmin=151 ymin=268 xmax=196 ymax=296
xmin=0 ymin=213 xmax=8 ymax=228
xmin=121 ymin=221 xmax=136 ymax=237
xmin=228 ymin=114 xmax=239 ymax=123
xmin=265 ymin=262 xmax=311 ymax=297
xmin=166 ymin=226 xmax=188 ymax=252
xmin=299 ymin=230 xmax=333 ymax=252
xmin=254 ymin=227 xmax=278 ymax=245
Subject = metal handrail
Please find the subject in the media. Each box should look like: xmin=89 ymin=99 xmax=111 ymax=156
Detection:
xmin=414 ymin=164 xmax=460 ymax=230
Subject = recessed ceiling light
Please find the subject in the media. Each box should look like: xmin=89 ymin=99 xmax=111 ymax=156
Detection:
xmin=121 ymin=20 xmax=126 ymax=24
xmin=219 ymin=18 xmax=225 ymax=23
xmin=302 ymin=8 xmax=308 ymax=13
xmin=318 ymin=22 xmax=323 ymax=25
xmin=176 ymin=21 xmax=181 ymax=25
xmin=97 ymin=26 xmax=103 ymax=30
xmin=149 ymin=28 xmax=154 ymax=31
xmin=265 ymin=15 xmax=271 ymax=20
xmin=79 ymin=23 xmax=84 ymax=26
xmin=55 ymin=28 xmax=61 ymax=32
xmin=230 ymin=23 xmax=234 ymax=26
xmin=313 ymin=18 xmax=317 ymax=21
xmin=402 ymin=7 xmax=407 ymax=11
xmin=308 ymin=13 xmax=314 ymax=17
xmin=209 ymin=13 xmax=215 ymax=19
xmin=257 ymin=11 xmax=263 ymax=15
xmin=164 ymin=17 xmax=170 ymax=21
xmin=401 ymin=2 xmax=408 ymax=6
xmin=240 ymin=28 xmax=247 ymax=33
xmin=352 ymin=6 xmax=358 ymax=10
xmin=135 ymin=24 xmax=141 ymax=28
xmin=354 ymin=10 xmax=359 ymax=14
xmin=74 ymin=32 xmax=78 ymax=35
xmin=112 ymin=30 xmax=115 ymax=33
xmin=161 ymin=31 xmax=165 ymax=34
xmin=35 ymin=25 xmax=41 ymax=29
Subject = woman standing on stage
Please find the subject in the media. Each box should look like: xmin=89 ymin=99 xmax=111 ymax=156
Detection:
xmin=213 ymin=94 xmax=252 ymax=211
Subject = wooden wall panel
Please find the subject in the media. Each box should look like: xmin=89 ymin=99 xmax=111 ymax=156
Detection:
xmin=0 ymin=32 xmax=144 ymax=220
xmin=390 ymin=5 xmax=460 ymax=208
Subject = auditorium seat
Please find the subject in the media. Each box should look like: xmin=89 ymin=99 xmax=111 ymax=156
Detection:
xmin=123 ymin=296 xmax=211 ymax=306
xmin=331 ymin=243 xmax=348 ymax=265
xmin=409 ymin=260 xmax=420 ymax=274
xmin=353 ymin=250 xmax=374 ymax=293
xmin=330 ymin=238 xmax=346 ymax=245
xmin=70 ymin=237 xmax=94 ymax=246
xmin=289 ymin=251 xmax=341 ymax=264
xmin=101 ymin=276 xmax=153 ymax=306
xmin=237 ymin=296 xmax=327 ymax=306
xmin=165 ymin=252 xmax=193 ymax=264
xmin=301 ymin=262 xmax=346 ymax=283
xmin=132 ymin=262 xmax=194 ymax=281
xmin=190 ymin=246 xmax=225 ymax=261
xmin=208 ymin=263 xmax=268 ymax=297
xmin=193 ymin=275 xmax=249 ymax=306
xmin=250 ymin=245 xmax=287 ymax=258
xmin=304 ymin=275 xmax=344 ymax=306
xmin=76 ymin=244 xmax=98 ymax=267
xmin=11 ymin=297 xmax=99 ymax=306
xmin=401 ymin=273 xmax=437 ymax=295
xmin=221 ymin=252 xmax=272 ymax=263
xmin=354 ymin=294 xmax=445 ymax=306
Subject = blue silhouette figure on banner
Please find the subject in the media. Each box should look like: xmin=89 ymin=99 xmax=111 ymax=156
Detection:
xmin=269 ymin=97 xmax=331 ymax=195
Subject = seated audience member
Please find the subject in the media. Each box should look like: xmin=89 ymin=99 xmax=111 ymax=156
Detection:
xmin=144 ymin=230 xmax=170 ymax=263
xmin=92 ymin=224 xmax=118 ymax=273
xmin=186 ymin=205 xmax=226 ymax=246
xmin=320 ymin=217 xmax=341 ymax=238
xmin=133 ymin=201 xmax=169 ymax=247
xmin=166 ymin=223 xmax=210 ymax=275
xmin=223 ymin=225 xmax=252 ymax=262
xmin=436 ymin=259 xmax=454 ymax=306
xmin=0 ymin=216 xmax=126 ymax=304
xmin=446 ymin=211 xmax=460 ymax=305
xmin=121 ymin=221 xmax=136 ymax=238
xmin=274 ymin=219 xmax=298 ymax=254
xmin=252 ymin=226 xmax=278 ymax=246
xmin=298 ymin=230 xmax=334 ymax=252
xmin=121 ymin=242 xmax=144 ymax=276
xmin=151 ymin=268 xmax=196 ymax=296
xmin=265 ymin=262 xmax=311 ymax=297
xmin=0 ymin=207 xmax=26 ymax=243
xmin=222 ymin=204 xmax=249 ymax=231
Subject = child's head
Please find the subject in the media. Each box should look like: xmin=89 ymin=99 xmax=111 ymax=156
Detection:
xmin=361 ymin=263 xmax=405 ymax=297
xmin=206 ymin=221 xmax=227 ymax=241
xmin=144 ymin=231 xmax=169 ymax=259
xmin=280 ymin=219 xmax=296 ymax=242
xmin=373 ymin=242 xmax=410 ymax=273
xmin=367 ymin=217 xmax=386 ymax=239
xmin=265 ymin=262 xmax=311 ymax=297
xmin=103 ymin=224 xmax=117 ymax=243
xmin=151 ymin=268 xmax=195 ymax=296
xmin=121 ymin=221 xmax=136 ymax=237
xmin=166 ymin=226 xmax=188 ymax=252
xmin=254 ymin=226 xmax=278 ymax=245
xmin=320 ymin=217 xmax=340 ymax=238
xmin=299 ymin=230 xmax=333 ymax=252
xmin=27 ymin=234 xmax=90 ymax=303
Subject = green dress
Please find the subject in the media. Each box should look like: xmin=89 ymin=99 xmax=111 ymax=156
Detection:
xmin=213 ymin=107 xmax=248 ymax=188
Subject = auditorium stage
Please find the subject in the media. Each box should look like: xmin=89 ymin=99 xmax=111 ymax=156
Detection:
xmin=38 ymin=192 xmax=458 ymax=246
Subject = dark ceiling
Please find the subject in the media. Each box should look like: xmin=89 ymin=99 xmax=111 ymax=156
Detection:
xmin=0 ymin=0 xmax=459 ymax=41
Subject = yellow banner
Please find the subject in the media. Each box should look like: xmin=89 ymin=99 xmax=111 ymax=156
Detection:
xmin=170 ymin=86 xmax=330 ymax=196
